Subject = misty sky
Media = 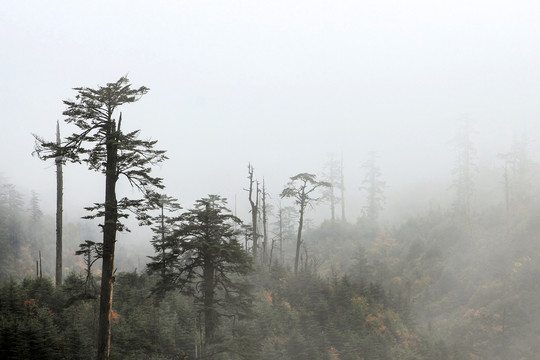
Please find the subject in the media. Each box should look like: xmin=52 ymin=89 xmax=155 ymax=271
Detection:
xmin=2 ymin=1 xmax=540 ymax=227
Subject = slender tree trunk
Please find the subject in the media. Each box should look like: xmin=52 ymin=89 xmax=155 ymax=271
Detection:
xmin=160 ymin=202 xmax=166 ymax=277
xmin=262 ymin=179 xmax=268 ymax=264
xmin=97 ymin=117 xmax=119 ymax=360
xmin=55 ymin=121 xmax=63 ymax=286
xmin=330 ymin=184 xmax=335 ymax=222
xmin=269 ymin=237 xmax=274 ymax=266
xmin=203 ymin=257 xmax=216 ymax=357
xmin=85 ymin=250 xmax=91 ymax=293
xmin=279 ymin=205 xmax=284 ymax=264
xmin=504 ymin=161 xmax=510 ymax=236
xmin=248 ymin=165 xmax=259 ymax=258
xmin=329 ymin=156 xmax=335 ymax=222
xmin=294 ymin=203 xmax=305 ymax=275
xmin=340 ymin=154 xmax=346 ymax=222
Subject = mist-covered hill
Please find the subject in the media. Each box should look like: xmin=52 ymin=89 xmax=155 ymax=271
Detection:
xmin=3 ymin=132 xmax=540 ymax=359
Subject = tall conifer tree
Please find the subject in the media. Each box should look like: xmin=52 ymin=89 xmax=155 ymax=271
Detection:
xmin=34 ymin=76 xmax=166 ymax=360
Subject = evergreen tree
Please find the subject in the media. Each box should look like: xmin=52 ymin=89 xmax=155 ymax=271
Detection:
xmin=321 ymin=154 xmax=342 ymax=222
xmin=34 ymin=76 xmax=167 ymax=360
xmin=28 ymin=190 xmax=43 ymax=224
xmin=74 ymin=240 xmax=103 ymax=299
xmin=55 ymin=120 xmax=64 ymax=287
xmin=148 ymin=195 xmax=254 ymax=358
xmin=360 ymin=153 xmax=386 ymax=224
xmin=2 ymin=184 xmax=24 ymax=258
xmin=143 ymin=192 xmax=182 ymax=278
xmin=280 ymin=173 xmax=329 ymax=274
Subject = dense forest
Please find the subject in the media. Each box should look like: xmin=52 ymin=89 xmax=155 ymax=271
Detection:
xmin=2 ymin=78 xmax=540 ymax=360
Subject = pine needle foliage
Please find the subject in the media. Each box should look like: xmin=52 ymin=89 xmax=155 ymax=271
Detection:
xmin=33 ymin=76 xmax=167 ymax=360
xmin=148 ymin=195 xmax=254 ymax=358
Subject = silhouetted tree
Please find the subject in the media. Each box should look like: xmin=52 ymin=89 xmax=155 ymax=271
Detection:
xmin=280 ymin=173 xmax=329 ymax=274
xmin=143 ymin=192 xmax=181 ymax=277
xmin=34 ymin=76 xmax=166 ymax=360
xmin=55 ymin=121 xmax=63 ymax=287
xmin=498 ymin=130 xmax=532 ymax=236
xmin=340 ymin=153 xmax=346 ymax=222
xmin=0 ymin=184 xmax=28 ymax=279
xmin=246 ymin=164 xmax=260 ymax=258
xmin=29 ymin=190 xmax=43 ymax=224
xmin=360 ymin=153 xmax=386 ymax=223
xmin=321 ymin=154 xmax=343 ymax=222
xmin=261 ymin=179 xmax=272 ymax=265
xmin=27 ymin=191 xmax=43 ymax=251
xmin=148 ymin=195 xmax=253 ymax=358
xmin=74 ymin=240 xmax=103 ymax=297
xmin=271 ymin=204 xmax=297 ymax=266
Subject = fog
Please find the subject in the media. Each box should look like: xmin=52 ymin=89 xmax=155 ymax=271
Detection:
xmin=2 ymin=1 xmax=540 ymax=359
xmin=3 ymin=1 xmax=539 ymax=220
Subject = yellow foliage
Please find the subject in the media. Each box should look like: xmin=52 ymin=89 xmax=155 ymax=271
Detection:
xmin=282 ymin=301 xmax=291 ymax=310
xmin=365 ymin=314 xmax=377 ymax=324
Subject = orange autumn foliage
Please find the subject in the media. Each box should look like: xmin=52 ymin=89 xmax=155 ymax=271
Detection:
xmin=269 ymin=336 xmax=289 ymax=345
xmin=329 ymin=346 xmax=339 ymax=360
xmin=111 ymin=309 xmax=119 ymax=323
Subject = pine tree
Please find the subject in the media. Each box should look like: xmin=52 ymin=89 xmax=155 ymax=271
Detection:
xmin=55 ymin=120 xmax=64 ymax=287
xmin=148 ymin=195 xmax=253 ymax=358
xmin=280 ymin=173 xmax=329 ymax=274
xmin=321 ymin=154 xmax=342 ymax=222
xmin=34 ymin=76 xmax=167 ymax=360
xmin=143 ymin=192 xmax=182 ymax=278
xmin=360 ymin=153 xmax=386 ymax=224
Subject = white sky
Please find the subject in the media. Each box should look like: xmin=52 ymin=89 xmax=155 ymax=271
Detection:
xmin=2 ymin=1 xmax=540 ymax=227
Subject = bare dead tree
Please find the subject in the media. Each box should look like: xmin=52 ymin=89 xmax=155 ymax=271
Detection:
xmin=246 ymin=164 xmax=260 ymax=258
xmin=261 ymin=179 xmax=270 ymax=265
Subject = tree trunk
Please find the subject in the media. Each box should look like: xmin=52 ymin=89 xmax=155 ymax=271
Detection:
xmin=330 ymin=185 xmax=335 ymax=222
xmin=203 ymin=257 xmax=216 ymax=357
xmin=97 ymin=118 xmax=119 ymax=360
xmin=248 ymin=165 xmax=259 ymax=258
xmin=251 ymin=209 xmax=258 ymax=257
xmin=340 ymin=154 xmax=346 ymax=222
xmin=252 ymin=186 xmax=259 ymax=257
xmin=262 ymin=180 xmax=268 ymax=264
xmin=294 ymin=203 xmax=304 ymax=275
xmin=279 ymin=205 xmax=284 ymax=264
xmin=160 ymin=202 xmax=166 ymax=277
xmin=55 ymin=121 xmax=63 ymax=287
xmin=504 ymin=161 xmax=510 ymax=236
